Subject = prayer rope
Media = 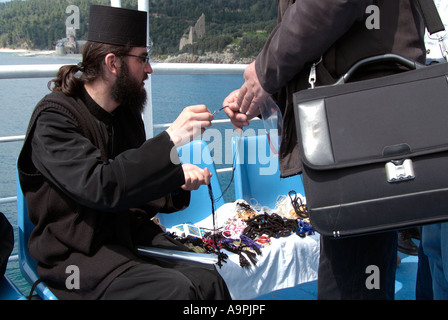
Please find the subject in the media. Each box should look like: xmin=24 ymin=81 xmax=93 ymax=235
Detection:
xmin=208 ymin=183 xmax=227 ymax=267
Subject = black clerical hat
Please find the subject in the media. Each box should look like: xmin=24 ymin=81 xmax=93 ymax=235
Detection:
xmin=88 ymin=5 xmax=147 ymax=47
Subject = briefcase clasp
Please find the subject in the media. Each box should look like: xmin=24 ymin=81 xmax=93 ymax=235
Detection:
xmin=385 ymin=159 xmax=415 ymax=183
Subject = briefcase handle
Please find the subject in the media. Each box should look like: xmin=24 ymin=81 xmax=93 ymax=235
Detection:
xmin=335 ymin=53 xmax=426 ymax=85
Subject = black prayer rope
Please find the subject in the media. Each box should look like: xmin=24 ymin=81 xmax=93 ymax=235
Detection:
xmin=207 ymin=183 xmax=227 ymax=267
xmin=243 ymin=212 xmax=299 ymax=240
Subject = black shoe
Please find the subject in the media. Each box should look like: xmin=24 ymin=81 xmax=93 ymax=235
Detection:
xmin=398 ymin=230 xmax=418 ymax=256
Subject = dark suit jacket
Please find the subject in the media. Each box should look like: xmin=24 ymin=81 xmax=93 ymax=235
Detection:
xmin=255 ymin=0 xmax=426 ymax=177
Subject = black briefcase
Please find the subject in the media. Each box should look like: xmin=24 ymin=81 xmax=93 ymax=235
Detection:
xmin=293 ymin=54 xmax=448 ymax=237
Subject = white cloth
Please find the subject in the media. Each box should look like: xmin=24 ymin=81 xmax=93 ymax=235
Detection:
xmin=192 ymin=202 xmax=320 ymax=300
xmin=217 ymin=233 xmax=320 ymax=300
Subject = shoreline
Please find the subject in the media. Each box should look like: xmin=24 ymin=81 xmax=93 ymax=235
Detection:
xmin=0 ymin=48 xmax=56 ymax=56
xmin=0 ymin=48 xmax=253 ymax=64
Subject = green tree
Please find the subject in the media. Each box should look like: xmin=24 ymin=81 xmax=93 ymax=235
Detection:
xmin=0 ymin=0 xmax=276 ymax=59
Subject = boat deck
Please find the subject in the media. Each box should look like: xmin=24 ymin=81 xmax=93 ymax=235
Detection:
xmin=255 ymin=246 xmax=420 ymax=300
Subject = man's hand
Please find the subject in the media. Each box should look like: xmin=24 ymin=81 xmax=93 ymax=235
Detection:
xmin=180 ymin=164 xmax=211 ymax=191
xmin=222 ymin=89 xmax=251 ymax=130
xmin=237 ymin=61 xmax=270 ymax=116
xmin=222 ymin=61 xmax=270 ymax=129
xmin=166 ymin=105 xmax=213 ymax=147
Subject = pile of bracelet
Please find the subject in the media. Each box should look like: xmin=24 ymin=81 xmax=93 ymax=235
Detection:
xmin=166 ymin=199 xmax=315 ymax=269
xmin=219 ymin=234 xmax=263 ymax=268
xmin=243 ymin=212 xmax=314 ymax=240
xmin=168 ymin=231 xmax=263 ymax=268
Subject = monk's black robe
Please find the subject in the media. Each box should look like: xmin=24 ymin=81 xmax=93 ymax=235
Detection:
xmin=18 ymin=88 xmax=230 ymax=300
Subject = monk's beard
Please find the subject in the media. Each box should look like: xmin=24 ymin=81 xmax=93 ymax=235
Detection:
xmin=111 ymin=61 xmax=147 ymax=113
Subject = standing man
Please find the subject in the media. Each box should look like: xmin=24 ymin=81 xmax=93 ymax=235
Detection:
xmin=421 ymin=0 xmax=448 ymax=300
xmin=223 ymin=0 xmax=426 ymax=299
xmin=18 ymin=5 xmax=230 ymax=300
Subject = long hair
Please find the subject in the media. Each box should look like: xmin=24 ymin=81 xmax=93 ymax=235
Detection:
xmin=48 ymin=41 xmax=132 ymax=96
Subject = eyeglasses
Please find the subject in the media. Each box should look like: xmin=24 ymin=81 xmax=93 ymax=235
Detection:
xmin=124 ymin=53 xmax=150 ymax=64
xmin=123 ymin=42 xmax=152 ymax=64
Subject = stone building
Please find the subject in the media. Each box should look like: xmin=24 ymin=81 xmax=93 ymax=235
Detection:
xmin=179 ymin=13 xmax=205 ymax=51
xmin=55 ymin=24 xmax=85 ymax=55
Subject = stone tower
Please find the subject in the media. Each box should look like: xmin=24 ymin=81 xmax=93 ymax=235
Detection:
xmin=179 ymin=13 xmax=206 ymax=50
